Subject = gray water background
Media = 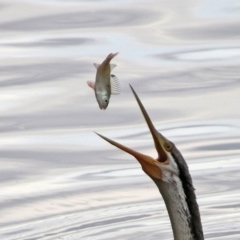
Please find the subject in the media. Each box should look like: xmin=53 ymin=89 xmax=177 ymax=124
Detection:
xmin=0 ymin=0 xmax=240 ymax=239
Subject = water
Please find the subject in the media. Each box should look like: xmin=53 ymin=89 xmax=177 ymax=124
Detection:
xmin=0 ymin=0 xmax=240 ymax=239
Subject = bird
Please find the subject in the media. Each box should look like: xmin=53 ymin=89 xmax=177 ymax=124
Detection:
xmin=95 ymin=85 xmax=204 ymax=240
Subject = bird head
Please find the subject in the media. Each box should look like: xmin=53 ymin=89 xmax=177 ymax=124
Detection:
xmin=95 ymin=85 xmax=176 ymax=180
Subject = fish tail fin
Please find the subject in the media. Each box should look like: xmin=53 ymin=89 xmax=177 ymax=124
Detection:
xmin=103 ymin=52 xmax=119 ymax=65
xmin=107 ymin=52 xmax=119 ymax=60
xmin=101 ymin=52 xmax=118 ymax=70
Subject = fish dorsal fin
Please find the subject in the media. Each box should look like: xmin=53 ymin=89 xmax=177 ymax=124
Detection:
xmin=87 ymin=81 xmax=95 ymax=90
xmin=110 ymin=64 xmax=117 ymax=71
xmin=93 ymin=63 xmax=101 ymax=69
xmin=110 ymin=74 xmax=121 ymax=95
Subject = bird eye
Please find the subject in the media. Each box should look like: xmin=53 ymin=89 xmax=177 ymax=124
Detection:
xmin=164 ymin=142 xmax=173 ymax=151
xmin=105 ymin=100 xmax=108 ymax=103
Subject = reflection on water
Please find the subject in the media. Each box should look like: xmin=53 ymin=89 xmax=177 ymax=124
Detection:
xmin=0 ymin=0 xmax=240 ymax=239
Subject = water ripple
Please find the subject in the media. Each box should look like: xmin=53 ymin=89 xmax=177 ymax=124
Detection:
xmin=0 ymin=9 xmax=160 ymax=32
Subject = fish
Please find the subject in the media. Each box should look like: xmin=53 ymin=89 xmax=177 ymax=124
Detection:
xmin=87 ymin=52 xmax=121 ymax=110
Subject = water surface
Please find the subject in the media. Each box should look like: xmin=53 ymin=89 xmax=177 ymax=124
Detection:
xmin=0 ymin=0 xmax=240 ymax=239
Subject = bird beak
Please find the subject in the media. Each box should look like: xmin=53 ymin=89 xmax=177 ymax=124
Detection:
xmin=95 ymin=132 xmax=162 ymax=180
xmin=95 ymin=85 xmax=170 ymax=180
xmin=129 ymin=85 xmax=168 ymax=163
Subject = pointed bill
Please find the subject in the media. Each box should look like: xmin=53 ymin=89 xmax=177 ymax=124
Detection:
xmin=95 ymin=132 xmax=162 ymax=179
xmin=95 ymin=132 xmax=149 ymax=161
xmin=129 ymin=85 xmax=166 ymax=161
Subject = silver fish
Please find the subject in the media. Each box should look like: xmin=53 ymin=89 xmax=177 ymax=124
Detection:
xmin=87 ymin=52 xmax=120 ymax=110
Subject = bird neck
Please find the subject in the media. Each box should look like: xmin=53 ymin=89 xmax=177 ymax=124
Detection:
xmin=157 ymin=180 xmax=195 ymax=240
xmin=153 ymin=150 xmax=204 ymax=240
